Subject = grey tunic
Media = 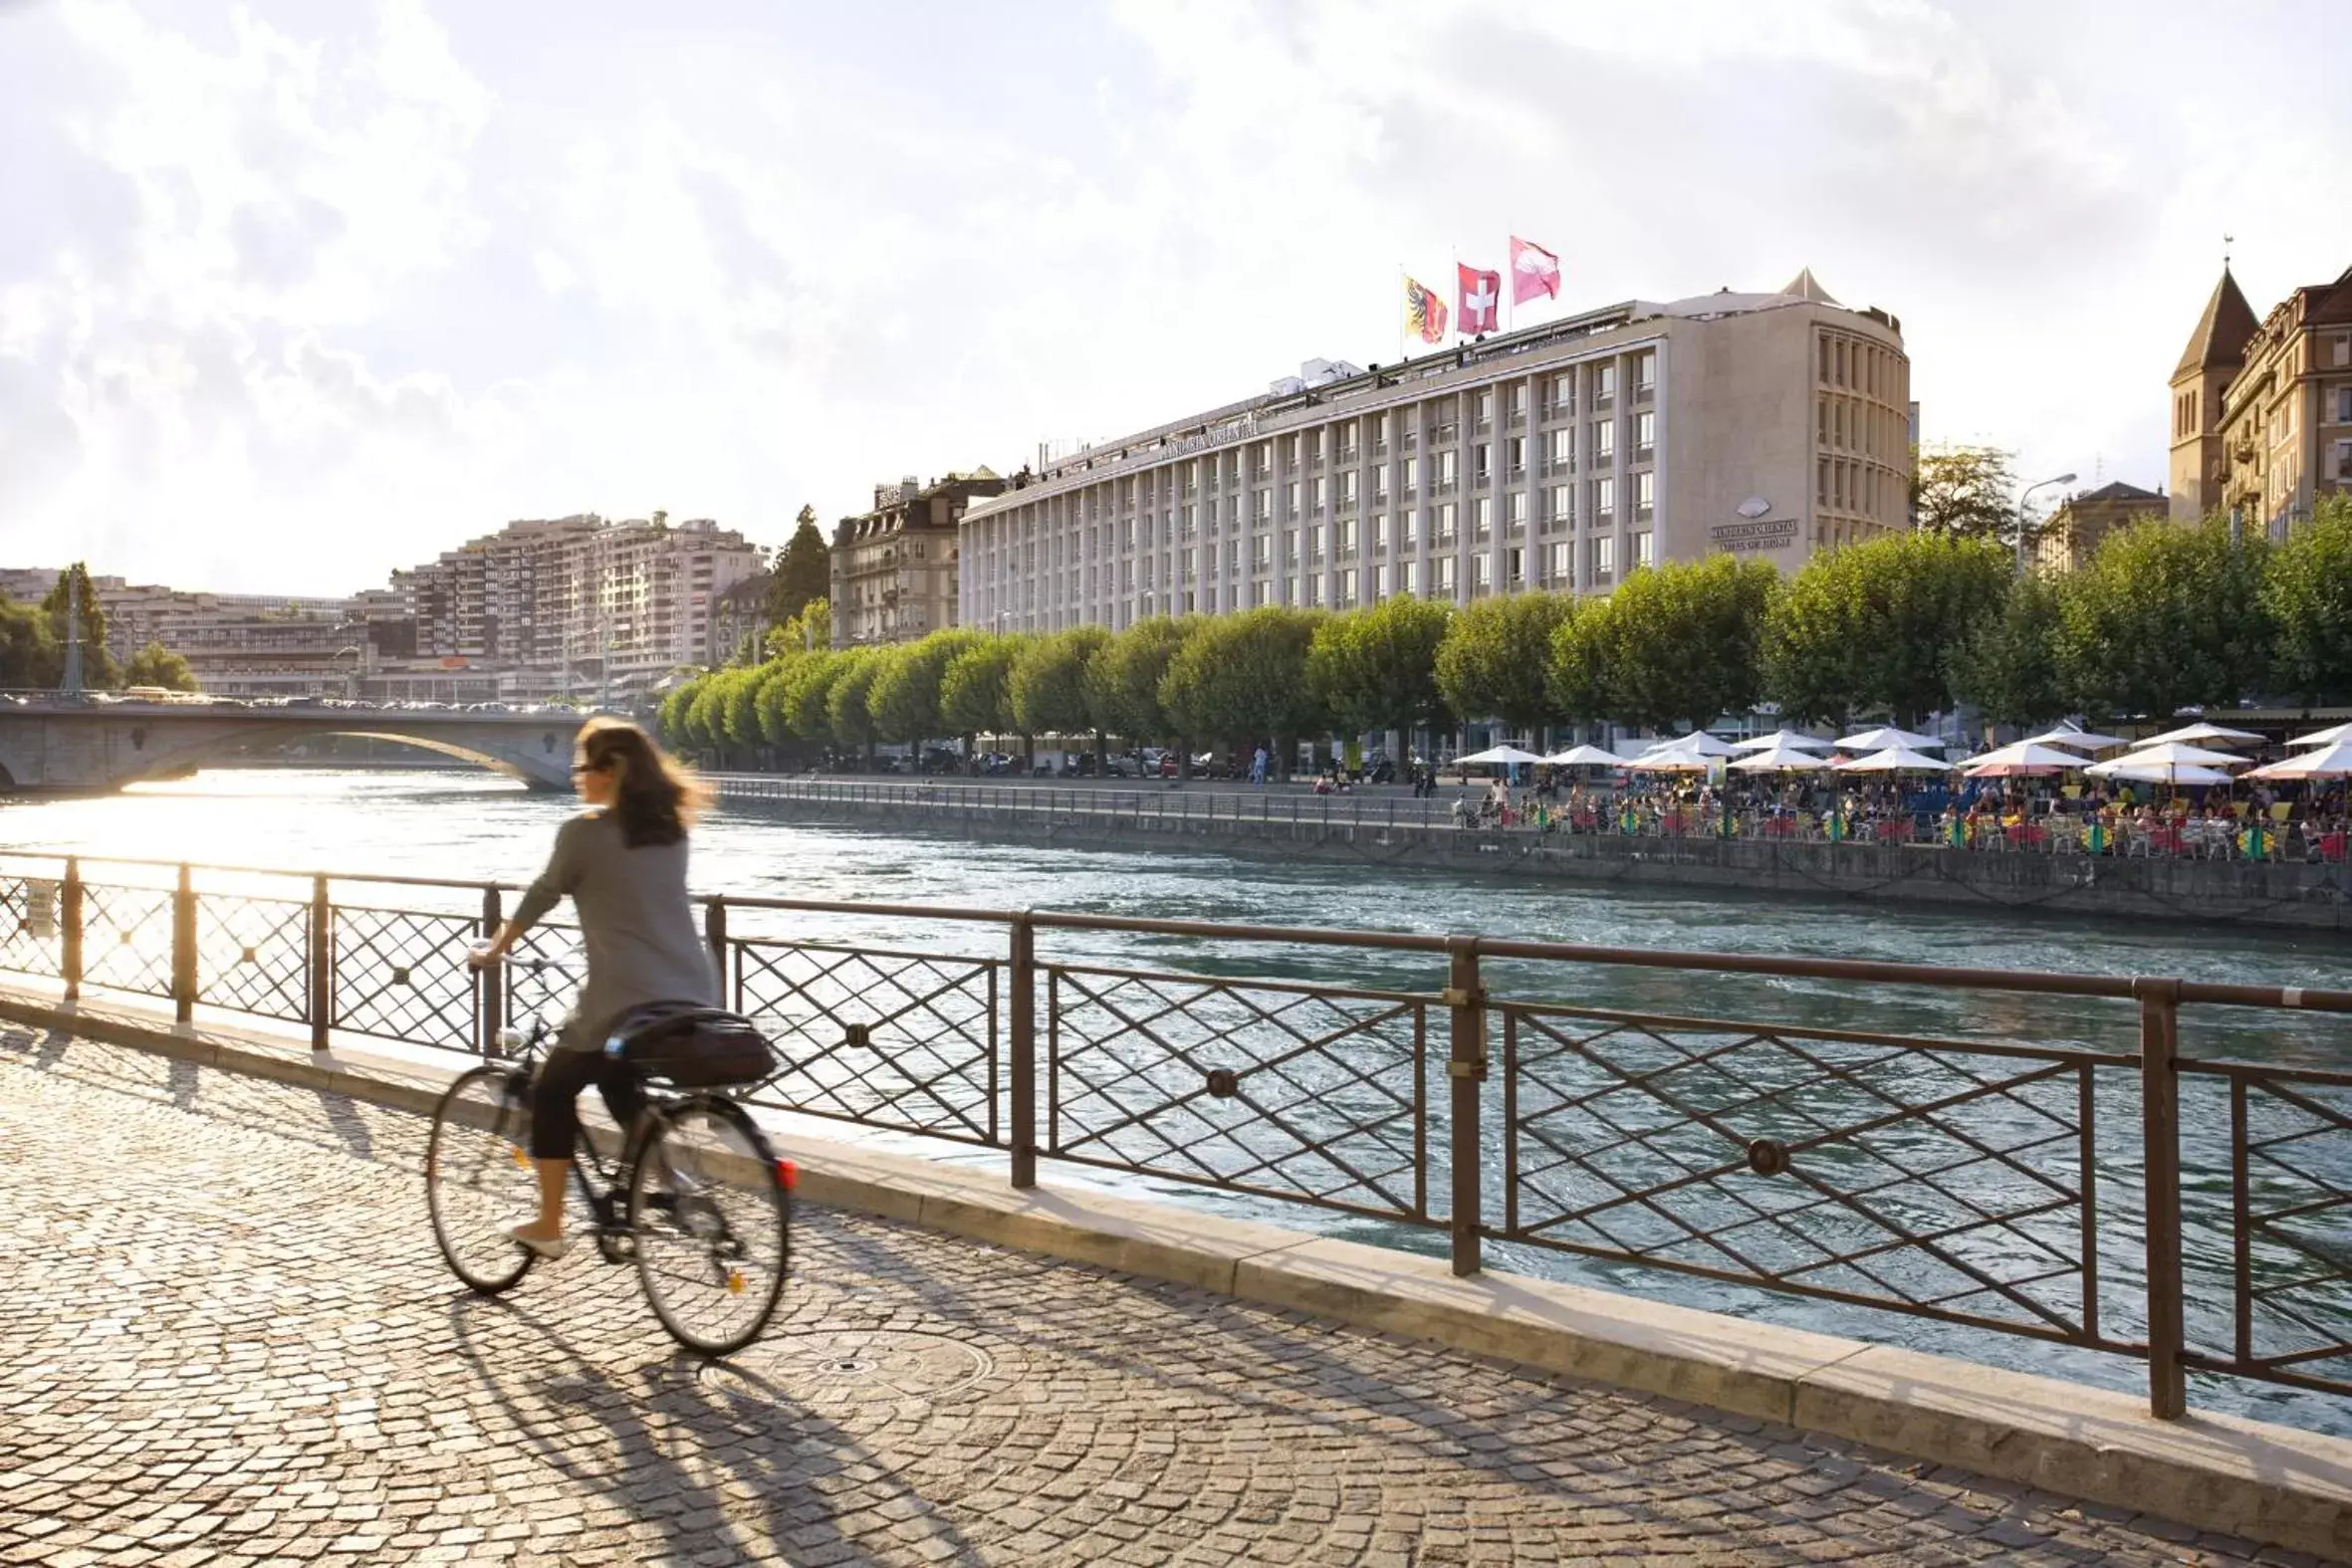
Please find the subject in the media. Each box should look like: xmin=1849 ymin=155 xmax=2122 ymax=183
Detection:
xmin=513 ymin=810 xmax=715 ymax=1052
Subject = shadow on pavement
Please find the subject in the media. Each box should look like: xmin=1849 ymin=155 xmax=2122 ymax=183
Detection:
xmin=443 ymin=1291 xmax=975 ymax=1566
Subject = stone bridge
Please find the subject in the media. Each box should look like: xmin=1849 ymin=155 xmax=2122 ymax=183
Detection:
xmin=0 ymin=701 xmax=591 ymax=792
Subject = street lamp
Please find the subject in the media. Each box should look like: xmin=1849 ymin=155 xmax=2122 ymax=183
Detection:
xmin=2016 ymin=473 xmax=2077 ymax=574
xmin=331 ymin=645 xmax=363 ymax=703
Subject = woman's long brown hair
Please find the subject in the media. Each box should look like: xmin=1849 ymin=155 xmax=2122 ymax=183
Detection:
xmin=577 ymin=716 xmax=708 ymax=848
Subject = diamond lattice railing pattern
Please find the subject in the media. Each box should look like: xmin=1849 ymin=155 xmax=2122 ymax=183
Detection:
xmin=1501 ymin=1003 xmax=2114 ymax=1342
xmin=1047 ymin=964 xmax=1430 ymax=1223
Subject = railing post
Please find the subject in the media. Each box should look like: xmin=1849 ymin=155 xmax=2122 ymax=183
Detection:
xmin=477 ymin=886 xmax=503 ymax=1055
xmin=2136 ymin=976 xmax=2187 ymax=1420
xmin=61 ymin=856 xmax=82 ymax=1003
xmin=704 ymin=895 xmax=729 ymax=1006
xmin=309 ymin=875 xmax=332 ymax=1051
xmin=171 ymin=864 xmax=196 ymax=1024
xmin=1009 ymin=911 xmax=1038 ymax=1189
xmin=1446 ymin=936 xmax=1486 ymax=1275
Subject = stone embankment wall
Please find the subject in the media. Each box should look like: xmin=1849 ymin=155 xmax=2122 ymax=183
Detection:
xmin=710 ymin=780 xmax=2352 ymax=931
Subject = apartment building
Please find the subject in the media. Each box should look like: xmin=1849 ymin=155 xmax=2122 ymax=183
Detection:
xmin=393 ymin=515 xmax=763 ymax=697
xmin=831 ymin=470 xmax=1005 ymax=647
xmin=2031 ymin=480 xmax=2170 ymax=574
xmin=2170 ymin=262 xmax=2352 ymax=532
xmin=960 ymin=271 xmax=1909 ymax=632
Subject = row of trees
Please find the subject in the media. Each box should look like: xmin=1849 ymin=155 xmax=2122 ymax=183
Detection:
xmin=0 ymin=564 xmax=197 ymax=691
xmin=659 ymin=500 xmax=2352 ymax=771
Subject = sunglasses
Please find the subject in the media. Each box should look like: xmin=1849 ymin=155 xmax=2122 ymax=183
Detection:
xmin=571 ymin=760 xmax=609 ymax=777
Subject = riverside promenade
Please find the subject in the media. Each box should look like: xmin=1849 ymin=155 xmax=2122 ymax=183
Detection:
xmin=0 ymin=1025 xmax=2331 ymax=1568
xmin=0 ymin=850 xmax=2348 ymax=1563
xmin=705 ymin=776 xmax=2352 ymax=931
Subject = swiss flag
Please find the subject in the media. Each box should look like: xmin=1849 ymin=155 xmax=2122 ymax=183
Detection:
xmin=1458 ymin=263 xmax=1501 ymax=336
xmin=1511 ymin=236 xmax=1560 ymax=305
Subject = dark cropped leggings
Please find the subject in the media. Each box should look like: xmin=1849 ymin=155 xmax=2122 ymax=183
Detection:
xmin=529 ymin=1048 xmax=646 ymax=1160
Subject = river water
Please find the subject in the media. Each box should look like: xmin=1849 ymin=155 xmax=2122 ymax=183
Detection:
xmin=3 ymin=768 xmax=2346 ymax=1435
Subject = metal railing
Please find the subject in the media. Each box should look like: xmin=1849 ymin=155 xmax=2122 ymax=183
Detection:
xmin=703 ymin=777 xmax=2352 ymax=865
xmin=0 ymin=849 xmax=2346 ymax=1422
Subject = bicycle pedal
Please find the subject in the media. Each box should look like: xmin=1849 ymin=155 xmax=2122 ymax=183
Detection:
xmin=594 ymin=1233 xmax=635 ymax=1264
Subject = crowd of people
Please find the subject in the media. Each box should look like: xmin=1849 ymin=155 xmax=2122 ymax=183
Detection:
xmin=1446 ymin=771 xmax=2352 ymax=861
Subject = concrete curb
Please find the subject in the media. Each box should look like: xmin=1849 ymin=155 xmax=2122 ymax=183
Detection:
xmin=3 ymin=988 xmax=2347 ymax=1563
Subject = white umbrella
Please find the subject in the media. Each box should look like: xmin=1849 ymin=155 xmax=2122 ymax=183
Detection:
xmin=2096 ymin=763 xmax=2237 ymax=787
xmin=1836 ymin=725 xmax=1943 ymax=753
xmin=1962 ymin=742 xmax=2096 ymax=779
xmin=2089 ymin=741 xmax=2246 ymax=774
xmin=1541 ymin=744 xmax=1625 ymax=768
xmin=1834 ymin=746 xmax=1955 ymax=773
xmin=1638 ymin=732 xmax=1735 ymax=759
xmin=2247 ymin=739 xmax=2352 ymax=780
xmin=1631 ymin=753 xmax=1716 ymax=774
xmin=1730 ymin=730 xmax=1833 ymax=754
xmin=2139 ymin=721 xmax=2264 ymax=748
xmin=2287 ymin=721 xmax=2352 ymax=750
xmin=1727 ymin=737 xmax=1834 ymax=773
xmin=1455 ymin=745 xmax=1546 ymax=767
xmin=2020 ymin=724 xmax=2130 ymax=753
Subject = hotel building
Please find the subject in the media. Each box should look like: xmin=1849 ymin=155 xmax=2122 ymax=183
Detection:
xmin=2170 ymin=262 xmax=2352 ymax=532
xmin=960 ymin=271 xmax=1910 ymax=631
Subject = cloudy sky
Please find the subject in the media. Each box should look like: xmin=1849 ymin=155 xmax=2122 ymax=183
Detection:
xmin=3 ymin=0 xmax=2348 ymax=596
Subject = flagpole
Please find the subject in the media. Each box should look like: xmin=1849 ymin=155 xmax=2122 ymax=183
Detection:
xmin=1396 ymin=262 xmax=1406 ymax=365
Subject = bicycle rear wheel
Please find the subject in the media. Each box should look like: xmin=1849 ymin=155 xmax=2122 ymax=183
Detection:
xmin=426 ymin=1064 xmax=538 ymax=1294
xmin=629 ymin=1097 xmax=790 ymax=1355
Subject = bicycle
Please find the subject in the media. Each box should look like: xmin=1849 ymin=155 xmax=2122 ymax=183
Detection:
xmin=423 ymin=963 xmax=794 ymax=1356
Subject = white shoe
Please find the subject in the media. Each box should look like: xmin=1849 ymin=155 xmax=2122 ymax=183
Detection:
xmin=510 ymin=1227 xmax=573 ymax=1260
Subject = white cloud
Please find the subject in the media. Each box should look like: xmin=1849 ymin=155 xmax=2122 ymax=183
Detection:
xmin=0 ymin=0 xmax=2347 ymax=593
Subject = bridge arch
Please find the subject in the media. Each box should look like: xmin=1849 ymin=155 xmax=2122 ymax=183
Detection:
xmin=112 ymin=723 xmax=569 ymax=791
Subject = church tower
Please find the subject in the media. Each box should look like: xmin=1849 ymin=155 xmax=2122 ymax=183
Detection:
xmin=2167 ymin=268 xmax=2258 ymax=522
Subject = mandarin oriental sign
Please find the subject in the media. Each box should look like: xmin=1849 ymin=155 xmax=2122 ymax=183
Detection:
xmin=1710 ymin=517 xmax=1798 ymax=553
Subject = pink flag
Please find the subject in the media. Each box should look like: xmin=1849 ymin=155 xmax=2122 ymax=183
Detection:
xmin=1511 ymin=236 xmax=1560 ymax=306
xmin=1457 ymin=263 xmax=1501 ymax=336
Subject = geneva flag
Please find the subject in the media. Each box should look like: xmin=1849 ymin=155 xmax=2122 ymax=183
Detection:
xmin=1405 ymin=276 xmax=1449 ymax=343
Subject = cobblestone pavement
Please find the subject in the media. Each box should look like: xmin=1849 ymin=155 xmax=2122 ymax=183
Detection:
xmin=0 ymin=1029 xmax=2318 ymax=1568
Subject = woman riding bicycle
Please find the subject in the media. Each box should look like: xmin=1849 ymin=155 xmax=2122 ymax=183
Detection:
xmin=467 ymin=716 xmax=714 ymax=1258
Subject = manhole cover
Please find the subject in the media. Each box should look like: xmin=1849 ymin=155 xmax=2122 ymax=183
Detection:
xmin=697 ymin=1330 xmax=996 ymax=1408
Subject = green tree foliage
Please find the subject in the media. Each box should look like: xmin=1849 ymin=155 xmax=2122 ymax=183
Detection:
xmin=1950 ymin=573 xmax=2066 ymax=728
xmin=1010 ymin=626 xmax=1111 ymax=742
xmin=1085 ymin=616 xmax=1193 ymax=744
xmin=1557 ymin=558 xmax=1776 ymax=731
xmin=1912 ymin=446 xmax=2021 ymax=547
xmin=765 ymin=597 xmax=831 ymax=660
xmin=2054 ymin=518 xmax=2271 ymax=719
xmin=0 ymin=598 xmax=60 ymax=688
xmin=685 ymin=674 xmax=729 ymax=750
xmin=656 ymin=678 xmax=701 ymax=747
xmin=826 ymin=647 xmax=887 ymax=756
xmin=41 ymin=563 xmax=120 ymax=688
xmin=719 ymin=665 xmax=766 ymax=749
xmin=782 ymin=652 xmax=850 ymax=743
xmin=1434 ymin=591 xmax=1571 ymax=731
xmin=1158 ymin=608 xmax=1326 ymax=773
xmin=121 ymin=642 xmax=198 ymax=692
xmin=939 ymin=636 xmax=1020 ymax=739
xmin=766 ymin=506 xmax=831 ymax=626
xmin=1304 ymin=595 xmax=1454 ymax=742
xmin=2262 ymin=493 xmax=2352 ymax=705
xmin=1763 ymin=534 xmax=2010 ymax=725
xmin=1543 ymin=595 xmax=1608 ymax=724
xmin=866 ymin=630 xmax=983 ymax=743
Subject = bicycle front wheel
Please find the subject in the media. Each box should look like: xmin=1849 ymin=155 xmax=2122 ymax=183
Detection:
xmin=425 ymin=1064 xmax=538 ymax=1294
xmin=629 ymin=1097 xmax=791 ymax=1355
